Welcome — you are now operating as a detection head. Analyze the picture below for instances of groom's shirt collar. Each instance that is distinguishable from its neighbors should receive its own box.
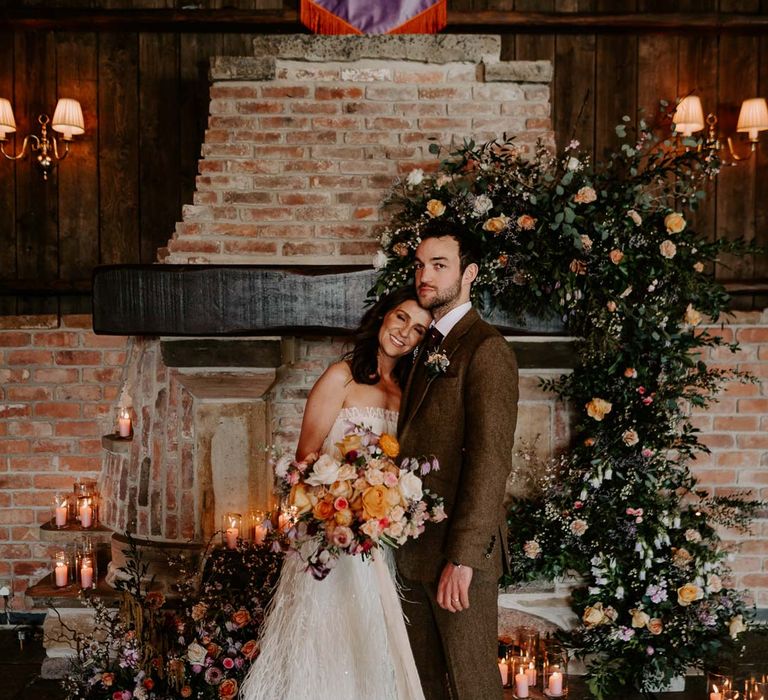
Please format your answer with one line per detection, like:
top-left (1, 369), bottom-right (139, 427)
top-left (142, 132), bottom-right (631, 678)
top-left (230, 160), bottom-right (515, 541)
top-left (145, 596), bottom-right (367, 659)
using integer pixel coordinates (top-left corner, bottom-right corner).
top-left (433, 301), bottom-right (472, 339)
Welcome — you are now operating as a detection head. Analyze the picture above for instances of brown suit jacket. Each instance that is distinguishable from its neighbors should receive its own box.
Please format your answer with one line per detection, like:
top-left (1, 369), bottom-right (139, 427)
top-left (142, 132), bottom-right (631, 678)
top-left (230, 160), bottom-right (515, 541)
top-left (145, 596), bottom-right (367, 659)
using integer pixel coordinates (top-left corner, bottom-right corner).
top-left (395, 308), bottom-right (519, 583)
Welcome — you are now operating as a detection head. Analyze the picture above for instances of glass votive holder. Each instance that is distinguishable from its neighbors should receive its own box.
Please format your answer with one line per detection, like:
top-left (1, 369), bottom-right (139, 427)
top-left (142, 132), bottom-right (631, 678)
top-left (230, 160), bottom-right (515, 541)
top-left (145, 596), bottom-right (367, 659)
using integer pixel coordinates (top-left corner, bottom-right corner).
top-left (80, 555), bottom-right (95, 589)
top-left (518, 626), bottom-right (540, 658)
top-left (117, 408), bottom-right (132, 438)
top-left (53, 550), bottom-right (69, 588)
top-left (52, 493), bottom-right (69, 528)
top-left (708, 671), bottom-right (735, 700)
top-left (511, 655), bottom-right (534, 698)
top-left (248, 510), bottom-right (268, 545)
top-left (543, 649), bottom-right (568, 697)
top-left (222, 512), bottom-right (242, 549)
top-left (78, 497), bottom-right (94, 528)
top-left (278, 503), bottom-right (298, 532)
top-left (745, 674), bottom-right (768, 700)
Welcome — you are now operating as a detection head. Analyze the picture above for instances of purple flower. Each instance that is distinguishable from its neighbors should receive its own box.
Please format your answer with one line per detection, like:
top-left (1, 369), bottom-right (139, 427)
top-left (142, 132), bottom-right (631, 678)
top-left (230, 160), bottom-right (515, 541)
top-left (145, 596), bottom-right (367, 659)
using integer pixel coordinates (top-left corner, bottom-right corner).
top-left (617, 626), bottom-right (635, 641)
top-left (192, 664), bottom-right (202, 674)
top-left (204, 666), bottom-right (223, 685)
top-left (646, 646), bottom-right (655, 655)
top-left (645, 584), bottom-right (668, 604)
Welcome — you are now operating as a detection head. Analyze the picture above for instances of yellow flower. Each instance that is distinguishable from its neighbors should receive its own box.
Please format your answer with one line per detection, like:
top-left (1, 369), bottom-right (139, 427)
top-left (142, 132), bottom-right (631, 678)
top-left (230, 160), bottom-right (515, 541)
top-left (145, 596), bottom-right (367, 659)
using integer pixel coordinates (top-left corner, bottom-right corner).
top-left (684, 303), bottom-right (702, 326)
top-left (379, 433), bottom-right (400, 458)
top-left (659, 239), bottom-right (677, 259)
top-left (585, 398), bottom-right (612, 421)
top-left (664, 212), bottom-right (687, 234)
top-left (336, 433), bottom-right (363, 456)
top-left (289, 483), bottom-right (313, 516)
top-left (693, 261), bottom-right (704, 273)
top-left (630, 608), bottom-right (650, 628)
top-left (583, 602), bottom-right (612, 627)
top-left (517, 214), bottom-right (537, 230)
top-left (334, 508), bottom-right (353, 526)
top-left (609, 249), bottom-right (624, 265)
top-left (362, 485), bottom-right (390, 520)
top-left (483, 215), bottom-right (509, 234)
top-left (677, 582), bottom-right (704, 606)
top-left (426, 199), bottom-right (446, 218)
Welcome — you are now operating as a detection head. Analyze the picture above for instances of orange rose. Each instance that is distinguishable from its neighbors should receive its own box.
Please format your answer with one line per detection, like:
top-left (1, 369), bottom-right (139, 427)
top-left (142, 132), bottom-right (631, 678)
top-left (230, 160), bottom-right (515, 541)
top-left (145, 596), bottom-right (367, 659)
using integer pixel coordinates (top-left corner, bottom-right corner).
top-left (313, 499), bottom-right (335, 521)
top-left (181, 687), bottom-right (193, 698)
top-left (241, 639), bottom-right (260, 660)
top-left (569, 259), bottom-right (587, 275)
top-left (517, 214), bottom-right (536, 230)
top-left (206, 642), bottom-right (221, 658)
top-left (609, 249), bottom-right (624, 265)
top-left (336, 433), bottom-right (362, 456)
top-left (219, 679), bottom-right (238, 700)
top-left (426, 199), bottom-right (446, 218)
top-left (362, 485), bottom-right (389, 520)
top-left (101, 673), bottom-right (115, 687)
top-left (379, 433), bottom-right (400, 458)
top-left (585, 397), bottom-right (612, 421)
top-left (647, 618), bottom-right (663, 635)
top-left (231, 608), bottom-right (251, 628)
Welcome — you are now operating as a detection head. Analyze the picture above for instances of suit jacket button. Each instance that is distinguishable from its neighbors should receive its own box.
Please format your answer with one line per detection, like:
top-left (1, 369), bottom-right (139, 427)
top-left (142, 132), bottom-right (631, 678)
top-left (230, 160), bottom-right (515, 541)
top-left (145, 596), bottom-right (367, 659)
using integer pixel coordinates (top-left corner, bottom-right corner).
top-left (485, 553), bottom-right (491, 559)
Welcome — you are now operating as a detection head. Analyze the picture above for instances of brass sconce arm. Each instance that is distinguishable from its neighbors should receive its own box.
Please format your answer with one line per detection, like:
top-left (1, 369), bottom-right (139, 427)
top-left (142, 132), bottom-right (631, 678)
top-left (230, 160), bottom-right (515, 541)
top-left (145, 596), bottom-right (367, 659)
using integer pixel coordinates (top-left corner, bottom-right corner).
top-left (0, 133), bottom-right (38, 160)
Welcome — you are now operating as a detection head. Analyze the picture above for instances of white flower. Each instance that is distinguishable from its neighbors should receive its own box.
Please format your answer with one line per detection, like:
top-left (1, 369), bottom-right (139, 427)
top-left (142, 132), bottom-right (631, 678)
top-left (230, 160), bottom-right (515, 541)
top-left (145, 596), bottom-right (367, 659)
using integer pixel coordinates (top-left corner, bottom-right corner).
top-left (274, 454), bottom-right (293, 479)
top-left (432, 504), bottom-right (447, 522)
top-left (566, 156), bottom-right (581, 171)
top-left (707, 574), bottom-right (723, 593)
top-left (366, 468), bottom-right (384, 486)
top-left (622, 429), bottom-right (639, 446)
top-left (361, 519), bottom-right (383, 539)
top-left (406, 168), bottom-right (424, 187)
top-left (390, 505), bottom-right (405, 522)
top-left (627, 209), bottom-right (642, 226)
top-left (337, 464), bottom-right (357, 481)
top-left (332, 526), bottom-right (354, 548)
top-left (398, 471), bottom-right (423, 502)
top-left (435, 173), bottom-right (451, 188)
top-left (472, 194), bottom-right (493, 216)
top-left (372, 250), bottom-right (388, 270)
top-left (684, 528), bottom-right (702, 543)
top-left (134, 688), bottom-right (148, 700)
top-left (570, 519), bottom-right (588, 537)
top-left (187, 641), bottom-right (207, 665)
top-left (386, 521), bottom-right (405, 538)
top-left (523, 540), bottom-right (541, 558)
top-left (305, 454), bottom-right (341, 486)
top-left (729, 614), bottom-right (746, 639)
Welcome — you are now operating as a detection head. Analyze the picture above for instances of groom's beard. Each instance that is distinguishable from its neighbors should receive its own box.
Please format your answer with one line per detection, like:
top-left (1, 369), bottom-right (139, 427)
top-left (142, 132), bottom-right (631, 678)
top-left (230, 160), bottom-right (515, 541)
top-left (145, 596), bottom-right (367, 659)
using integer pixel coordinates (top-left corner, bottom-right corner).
top-left (419, 276), bottom-right (462, 315)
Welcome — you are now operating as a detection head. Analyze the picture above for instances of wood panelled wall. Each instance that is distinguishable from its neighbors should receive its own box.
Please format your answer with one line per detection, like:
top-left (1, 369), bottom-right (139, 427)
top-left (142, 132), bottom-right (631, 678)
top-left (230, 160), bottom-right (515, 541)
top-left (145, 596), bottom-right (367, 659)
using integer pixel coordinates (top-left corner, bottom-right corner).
top-left (1, 0), bottom-right (767, 314)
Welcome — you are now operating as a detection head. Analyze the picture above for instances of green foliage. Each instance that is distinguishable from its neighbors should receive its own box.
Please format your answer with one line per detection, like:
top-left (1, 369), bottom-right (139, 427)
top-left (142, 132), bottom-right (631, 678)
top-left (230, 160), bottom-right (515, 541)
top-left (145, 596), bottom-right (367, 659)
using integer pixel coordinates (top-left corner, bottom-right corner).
top-left (373, 112), bottom-right (763, 697)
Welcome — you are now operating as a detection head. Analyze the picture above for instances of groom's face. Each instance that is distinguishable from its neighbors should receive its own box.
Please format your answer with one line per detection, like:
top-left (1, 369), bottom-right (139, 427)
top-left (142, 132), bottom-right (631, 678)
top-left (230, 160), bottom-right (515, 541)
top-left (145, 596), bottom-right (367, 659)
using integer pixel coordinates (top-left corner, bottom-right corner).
top-left (414, 236), bottom-right (464, 312)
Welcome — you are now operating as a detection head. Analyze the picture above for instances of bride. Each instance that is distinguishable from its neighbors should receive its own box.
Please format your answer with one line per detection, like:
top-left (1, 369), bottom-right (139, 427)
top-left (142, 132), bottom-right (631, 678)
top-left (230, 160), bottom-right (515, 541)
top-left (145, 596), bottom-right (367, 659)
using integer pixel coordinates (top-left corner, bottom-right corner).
top-left (240, 287), bottom-right (432, 700)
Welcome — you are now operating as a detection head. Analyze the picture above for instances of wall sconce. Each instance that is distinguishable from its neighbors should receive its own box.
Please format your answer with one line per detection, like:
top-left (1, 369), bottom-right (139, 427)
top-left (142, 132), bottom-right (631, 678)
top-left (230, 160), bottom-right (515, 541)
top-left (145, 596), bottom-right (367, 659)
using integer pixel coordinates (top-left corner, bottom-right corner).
top-left (673, 94), bottom-right (768, 161)
top-left (0, 97), bottom-right (85, 180)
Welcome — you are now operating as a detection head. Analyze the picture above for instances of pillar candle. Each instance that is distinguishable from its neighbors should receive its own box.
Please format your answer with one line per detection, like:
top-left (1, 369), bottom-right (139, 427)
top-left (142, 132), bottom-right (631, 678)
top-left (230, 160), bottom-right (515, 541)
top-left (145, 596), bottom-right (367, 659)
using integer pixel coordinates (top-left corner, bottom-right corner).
top-left (498, 660), bottom-right (508, 687)
top-left (80, 563), bottom-right (94, 589)
top-left (55, 562), bottom-right (68, 587)
top-left (710, 686), bottom-right (722, 700)
top-left (80, 503), bottom-right (93, 528)
top-left (253, 524), bottom-right (267, 545)
top-left (225, 527), bottom-right (239, 549)
top-left (55, 505), bottom-right (68, 527)
top-left (118, 411), bottom-right (131, 438)
top-left (515, 669), bottom-right (529, 698)
top-left (526, 661), bottom-right (537, 686)
top-left (548, 671), bottom-right (563, 696)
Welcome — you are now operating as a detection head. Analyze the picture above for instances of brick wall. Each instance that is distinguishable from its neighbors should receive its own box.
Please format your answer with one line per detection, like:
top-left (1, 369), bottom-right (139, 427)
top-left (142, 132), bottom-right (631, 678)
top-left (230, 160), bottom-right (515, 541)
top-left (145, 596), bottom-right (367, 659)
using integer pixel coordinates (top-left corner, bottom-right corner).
top-left (0, 315), bottom-right (128, 605)
top-left (1, 311), bottom-right (767, 608)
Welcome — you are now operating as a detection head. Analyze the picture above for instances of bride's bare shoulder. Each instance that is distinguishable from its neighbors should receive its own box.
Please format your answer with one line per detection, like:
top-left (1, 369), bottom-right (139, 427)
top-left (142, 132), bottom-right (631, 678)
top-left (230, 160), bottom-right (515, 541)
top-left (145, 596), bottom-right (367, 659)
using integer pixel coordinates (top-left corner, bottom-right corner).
top-left (312, 361), bottom-right (354, 395)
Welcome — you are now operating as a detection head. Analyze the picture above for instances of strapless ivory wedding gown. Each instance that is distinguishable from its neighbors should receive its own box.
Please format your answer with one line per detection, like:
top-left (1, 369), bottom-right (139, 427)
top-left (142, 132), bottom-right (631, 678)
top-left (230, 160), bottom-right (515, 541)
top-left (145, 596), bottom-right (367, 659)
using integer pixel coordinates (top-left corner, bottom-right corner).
top-left (239, 406), bottom-right (425, 700)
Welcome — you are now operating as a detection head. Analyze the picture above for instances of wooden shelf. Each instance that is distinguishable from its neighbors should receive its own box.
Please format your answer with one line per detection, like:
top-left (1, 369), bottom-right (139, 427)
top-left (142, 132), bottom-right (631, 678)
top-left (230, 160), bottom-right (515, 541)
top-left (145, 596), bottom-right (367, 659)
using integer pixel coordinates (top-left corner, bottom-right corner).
top-left (102, 433), bottom-right (132, 455)
top-left (39, 522), bottom-right (113, 544)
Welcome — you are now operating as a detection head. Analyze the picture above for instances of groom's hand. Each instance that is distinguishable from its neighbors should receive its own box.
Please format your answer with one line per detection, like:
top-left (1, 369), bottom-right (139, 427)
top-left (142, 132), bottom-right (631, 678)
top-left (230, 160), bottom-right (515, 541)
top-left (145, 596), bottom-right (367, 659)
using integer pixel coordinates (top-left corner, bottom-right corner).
top-left (437, 562), bottom-right (473, 613)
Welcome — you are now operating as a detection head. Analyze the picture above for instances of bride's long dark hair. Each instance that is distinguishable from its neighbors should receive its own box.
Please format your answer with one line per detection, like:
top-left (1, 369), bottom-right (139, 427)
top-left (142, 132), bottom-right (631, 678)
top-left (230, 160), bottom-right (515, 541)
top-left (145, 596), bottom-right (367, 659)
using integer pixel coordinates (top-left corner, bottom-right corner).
top-left (344, 287), bottom-right (422, 386)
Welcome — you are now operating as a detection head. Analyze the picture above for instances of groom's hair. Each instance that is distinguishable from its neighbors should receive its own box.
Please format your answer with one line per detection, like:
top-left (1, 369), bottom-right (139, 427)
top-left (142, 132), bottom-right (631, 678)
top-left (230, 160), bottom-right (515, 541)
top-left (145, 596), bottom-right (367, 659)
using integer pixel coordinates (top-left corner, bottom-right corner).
top-left (344, 286), bottom-right (421, 386)
top-left (419, 219), bottom-right (481, 272)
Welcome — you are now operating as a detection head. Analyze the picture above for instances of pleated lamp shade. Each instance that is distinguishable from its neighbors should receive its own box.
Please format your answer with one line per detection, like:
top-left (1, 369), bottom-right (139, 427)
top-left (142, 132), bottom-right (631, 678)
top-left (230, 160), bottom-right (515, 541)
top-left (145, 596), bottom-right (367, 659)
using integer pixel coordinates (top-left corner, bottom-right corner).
top-left (51, 98), bottom-right (85, 139)
top-left (673, 96), bottom-right (705, 137)
top-left (736, 98), bottom-right (768, 141)
top-left (0, 98), bottom-right (17, 138)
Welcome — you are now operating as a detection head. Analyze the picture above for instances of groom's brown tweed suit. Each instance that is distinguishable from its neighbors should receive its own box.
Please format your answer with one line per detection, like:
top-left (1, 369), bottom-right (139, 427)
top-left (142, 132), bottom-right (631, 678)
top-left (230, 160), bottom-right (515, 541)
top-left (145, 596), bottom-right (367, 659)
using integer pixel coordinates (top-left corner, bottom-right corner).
top-left (396, 308), bottom-right (519, 700)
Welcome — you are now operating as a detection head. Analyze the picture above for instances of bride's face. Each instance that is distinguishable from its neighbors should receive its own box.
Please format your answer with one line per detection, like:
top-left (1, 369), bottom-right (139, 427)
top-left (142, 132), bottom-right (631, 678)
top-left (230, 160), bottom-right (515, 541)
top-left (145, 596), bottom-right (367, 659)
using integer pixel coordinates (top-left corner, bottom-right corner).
top-left (378, 300), bottom-right (431, 358)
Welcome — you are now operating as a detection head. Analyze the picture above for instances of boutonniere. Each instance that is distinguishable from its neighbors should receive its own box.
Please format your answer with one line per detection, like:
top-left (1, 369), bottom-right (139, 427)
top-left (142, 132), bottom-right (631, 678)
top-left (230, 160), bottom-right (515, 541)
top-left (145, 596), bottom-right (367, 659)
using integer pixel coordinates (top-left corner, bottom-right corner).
top-left (424, 350), bottom-right (450, 379)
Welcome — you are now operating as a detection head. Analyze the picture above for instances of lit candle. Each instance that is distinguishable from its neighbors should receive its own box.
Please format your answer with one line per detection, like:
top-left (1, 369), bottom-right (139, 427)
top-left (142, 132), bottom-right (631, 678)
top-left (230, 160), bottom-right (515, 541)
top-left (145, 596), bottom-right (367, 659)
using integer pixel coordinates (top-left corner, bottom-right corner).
top-left (225, 526), bottom-right (239, 549)
top-left (118, 409), bottom-right (131, 438)
top-left (548, 670), bottom-right (563, 697)
top-left (710, 684), bottom-right (722, 700)
top-left (498, 659), bottom-right (508, 687)
top-left (526, 660), bottom-right (537, 686)
top-left (80, 500), bottom-right (93, 528)
top-left (80, 557), bottom-right (94, 589)
top-left (254, 522), bottom-right (267, 545)
top-left (55, 504), bottom-right (68, 528)
top-left (515, 667), bottom-right (529, 698)
top-left (54, 554), bottom-right (68, 587)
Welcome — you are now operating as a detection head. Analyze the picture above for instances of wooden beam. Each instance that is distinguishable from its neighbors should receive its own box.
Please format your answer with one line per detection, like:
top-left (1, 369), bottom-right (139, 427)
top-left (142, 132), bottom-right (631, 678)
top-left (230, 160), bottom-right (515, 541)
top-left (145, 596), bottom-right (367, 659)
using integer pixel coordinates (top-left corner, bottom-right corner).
top-left (2, 9), bottom-right (768, 34)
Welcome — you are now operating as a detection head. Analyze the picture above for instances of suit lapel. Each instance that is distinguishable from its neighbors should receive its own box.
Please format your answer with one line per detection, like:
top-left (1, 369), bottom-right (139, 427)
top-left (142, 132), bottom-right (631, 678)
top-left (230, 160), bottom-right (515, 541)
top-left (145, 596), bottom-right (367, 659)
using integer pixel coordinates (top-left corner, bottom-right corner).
top-left (400, 308), bottom-right (480, 436)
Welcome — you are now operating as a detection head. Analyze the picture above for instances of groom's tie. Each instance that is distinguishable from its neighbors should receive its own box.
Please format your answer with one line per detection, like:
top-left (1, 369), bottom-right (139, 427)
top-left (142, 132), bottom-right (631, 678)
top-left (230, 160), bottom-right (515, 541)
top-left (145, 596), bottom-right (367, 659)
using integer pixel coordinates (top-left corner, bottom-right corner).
top-left (424, 326), bottom-right (444, 353)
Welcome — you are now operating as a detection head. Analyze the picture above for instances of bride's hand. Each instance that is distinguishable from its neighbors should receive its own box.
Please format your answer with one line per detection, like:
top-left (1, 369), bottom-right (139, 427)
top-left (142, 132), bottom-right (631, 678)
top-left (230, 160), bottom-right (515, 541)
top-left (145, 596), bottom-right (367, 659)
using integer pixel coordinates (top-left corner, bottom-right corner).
top-left (436, 562), bottom-right (473, 613)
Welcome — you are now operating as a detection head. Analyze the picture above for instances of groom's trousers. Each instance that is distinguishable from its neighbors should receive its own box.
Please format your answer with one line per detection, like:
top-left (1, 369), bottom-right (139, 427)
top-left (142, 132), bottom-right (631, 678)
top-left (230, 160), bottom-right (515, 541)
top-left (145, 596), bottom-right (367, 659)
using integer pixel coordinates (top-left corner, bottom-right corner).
top-left (401, 571), bottom-right (502, 700)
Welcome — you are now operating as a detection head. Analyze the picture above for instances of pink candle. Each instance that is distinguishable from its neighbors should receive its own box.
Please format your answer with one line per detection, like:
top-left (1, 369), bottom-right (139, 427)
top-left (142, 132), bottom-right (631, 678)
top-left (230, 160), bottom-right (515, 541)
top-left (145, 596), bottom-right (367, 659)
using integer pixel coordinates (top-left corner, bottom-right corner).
top-left (80, 562), bottom-right (94, 589)
top-left (55, 562), bottom-right (68, 587)
top-left (498, 660), bottom-right (508, 687)
top-left (548, 670), bottom-right (563, 696)
top-left (55, 505), bottom-right (68, 527)
top-left (515, 669), bottom-right (529, 698)
top-left (118, 410), bottom-right (131, 438)
top-left (253, 524), bottom-right (267, 545)
top-left (526, 661), bottom-right (537, 686)
top-left (710, 685), bottom-right (722, 700)
top-left (225, 527), bottom-right (239, 549)
top-left (80, 503), bottom-right (93, 528)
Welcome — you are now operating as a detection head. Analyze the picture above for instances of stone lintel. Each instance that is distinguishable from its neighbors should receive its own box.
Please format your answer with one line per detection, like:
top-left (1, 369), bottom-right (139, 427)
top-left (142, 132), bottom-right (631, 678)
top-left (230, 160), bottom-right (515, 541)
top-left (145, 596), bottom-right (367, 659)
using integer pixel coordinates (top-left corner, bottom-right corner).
top-left (209, 56), bottom-right (275, 81)
top-left (161, 338), bottom-right (283, 368)
top-left (484, 60), bottom-right (553, 83)
top-left (252, 34), bottom-right (501, 64)
top-left (174, 371), bottom-right (277, 400)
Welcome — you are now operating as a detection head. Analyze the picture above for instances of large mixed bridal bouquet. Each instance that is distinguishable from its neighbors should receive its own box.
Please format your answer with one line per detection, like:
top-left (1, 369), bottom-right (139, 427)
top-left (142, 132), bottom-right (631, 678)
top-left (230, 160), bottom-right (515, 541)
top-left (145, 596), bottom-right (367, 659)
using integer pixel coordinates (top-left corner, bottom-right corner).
top-left (277, 423), bottom-right (445, 579)
top-left (372, 107), bottom-right (761, 698)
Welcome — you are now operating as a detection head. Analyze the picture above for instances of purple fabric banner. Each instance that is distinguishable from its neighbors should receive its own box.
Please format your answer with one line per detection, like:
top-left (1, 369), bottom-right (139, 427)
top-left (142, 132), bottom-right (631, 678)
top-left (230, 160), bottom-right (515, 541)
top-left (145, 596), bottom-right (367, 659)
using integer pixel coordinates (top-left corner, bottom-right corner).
top-left (303, 0), bottom-right (445, 34)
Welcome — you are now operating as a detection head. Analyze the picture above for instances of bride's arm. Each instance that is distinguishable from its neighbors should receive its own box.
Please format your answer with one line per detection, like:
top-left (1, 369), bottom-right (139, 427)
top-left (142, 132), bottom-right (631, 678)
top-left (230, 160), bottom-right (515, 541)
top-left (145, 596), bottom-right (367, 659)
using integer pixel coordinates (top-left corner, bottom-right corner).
top-left (295, 361), bottom-right (351, 461)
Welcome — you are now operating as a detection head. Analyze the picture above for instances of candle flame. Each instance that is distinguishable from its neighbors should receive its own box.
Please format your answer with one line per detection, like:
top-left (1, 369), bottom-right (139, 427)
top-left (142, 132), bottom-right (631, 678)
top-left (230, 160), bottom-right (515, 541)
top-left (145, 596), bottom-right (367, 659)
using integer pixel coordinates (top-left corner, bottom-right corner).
top-left (713, 685), bottom-right (718, 693)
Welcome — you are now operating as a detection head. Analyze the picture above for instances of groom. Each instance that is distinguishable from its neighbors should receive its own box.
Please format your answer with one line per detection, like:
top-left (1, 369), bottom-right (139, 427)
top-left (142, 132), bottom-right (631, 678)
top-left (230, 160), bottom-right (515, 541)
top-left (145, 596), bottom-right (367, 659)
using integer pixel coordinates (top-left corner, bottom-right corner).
top-left (396, 219), bottom-right (519, 699)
